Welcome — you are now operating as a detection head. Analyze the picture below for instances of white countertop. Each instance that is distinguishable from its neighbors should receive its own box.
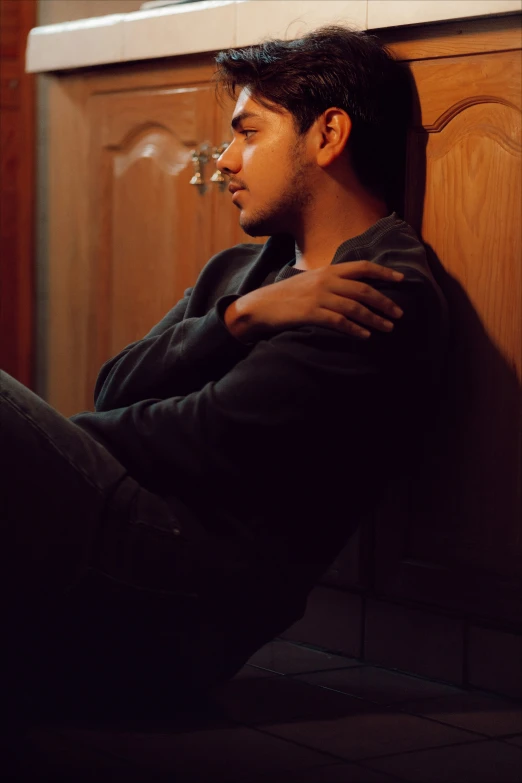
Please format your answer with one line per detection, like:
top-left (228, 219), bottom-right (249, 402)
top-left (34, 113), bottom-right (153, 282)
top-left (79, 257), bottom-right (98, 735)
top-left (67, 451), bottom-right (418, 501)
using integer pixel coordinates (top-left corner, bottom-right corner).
top-left (26, 0), bottom-right (521, 73)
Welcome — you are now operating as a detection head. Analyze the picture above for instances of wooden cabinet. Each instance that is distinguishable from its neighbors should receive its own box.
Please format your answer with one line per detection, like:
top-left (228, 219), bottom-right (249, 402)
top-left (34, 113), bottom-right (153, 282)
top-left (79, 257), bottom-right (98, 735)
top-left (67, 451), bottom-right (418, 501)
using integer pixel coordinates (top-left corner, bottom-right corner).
top-left (0, 0), bottom-right (36, 388)
top-left (318, 17), bottom-right (522, 643)
top-left (373, 45), bottom-right (522, 626)
top-left (87, 76), bottom-right (215, 398)
top-left (45, 14), bottom-right (521, 676)
top-left (47, 56), bottom-right (264, 416)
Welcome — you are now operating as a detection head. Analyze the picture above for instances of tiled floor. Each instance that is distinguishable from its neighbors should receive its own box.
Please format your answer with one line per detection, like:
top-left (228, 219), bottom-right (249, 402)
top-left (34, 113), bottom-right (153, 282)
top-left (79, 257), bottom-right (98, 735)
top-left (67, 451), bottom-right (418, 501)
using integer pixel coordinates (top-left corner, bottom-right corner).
top-left (4, 639), bottom-right (522, 782)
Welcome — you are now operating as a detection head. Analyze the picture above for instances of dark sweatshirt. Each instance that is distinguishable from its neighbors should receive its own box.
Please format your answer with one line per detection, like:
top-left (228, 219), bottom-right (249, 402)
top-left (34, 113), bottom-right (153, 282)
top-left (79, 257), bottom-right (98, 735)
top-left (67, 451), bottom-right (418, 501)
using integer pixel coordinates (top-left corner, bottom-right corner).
top-left (71, 212), bottom-right (448, 680)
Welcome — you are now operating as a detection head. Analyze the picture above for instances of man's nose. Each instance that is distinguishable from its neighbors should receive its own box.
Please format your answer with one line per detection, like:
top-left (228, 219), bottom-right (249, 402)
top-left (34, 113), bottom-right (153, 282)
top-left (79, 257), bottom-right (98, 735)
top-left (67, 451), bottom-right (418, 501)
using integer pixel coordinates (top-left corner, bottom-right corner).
top-left (216, 140), bottom-right (240, 176)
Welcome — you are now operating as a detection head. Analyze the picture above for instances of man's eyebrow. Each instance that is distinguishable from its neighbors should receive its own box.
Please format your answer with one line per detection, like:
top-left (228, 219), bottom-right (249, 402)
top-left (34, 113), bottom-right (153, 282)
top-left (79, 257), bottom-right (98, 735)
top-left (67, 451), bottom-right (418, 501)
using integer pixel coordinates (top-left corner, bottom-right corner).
top-left (230, 111), bottom-right (262, 131)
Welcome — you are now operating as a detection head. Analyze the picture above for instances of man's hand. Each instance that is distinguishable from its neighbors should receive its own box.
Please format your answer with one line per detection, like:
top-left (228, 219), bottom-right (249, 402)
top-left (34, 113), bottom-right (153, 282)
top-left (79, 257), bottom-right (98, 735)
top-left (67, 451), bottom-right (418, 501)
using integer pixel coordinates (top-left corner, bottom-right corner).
top-left (224, 260), bottom-right (404, 342)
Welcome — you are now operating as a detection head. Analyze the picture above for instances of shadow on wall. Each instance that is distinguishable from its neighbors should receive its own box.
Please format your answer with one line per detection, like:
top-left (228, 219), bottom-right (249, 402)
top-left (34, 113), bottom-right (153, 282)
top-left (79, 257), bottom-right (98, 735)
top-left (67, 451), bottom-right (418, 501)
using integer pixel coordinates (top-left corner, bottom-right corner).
top-left (388, 70), bottom-right (521, 619)
top-left (323, 60), bottom-right (521, 627)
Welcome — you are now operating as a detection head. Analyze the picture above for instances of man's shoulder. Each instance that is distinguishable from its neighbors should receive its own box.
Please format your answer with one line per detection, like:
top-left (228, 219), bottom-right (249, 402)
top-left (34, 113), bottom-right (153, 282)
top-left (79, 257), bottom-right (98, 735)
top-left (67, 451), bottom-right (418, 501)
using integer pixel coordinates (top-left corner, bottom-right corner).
top-left (184, 241), bottom-right (270, 314)
top-left (345, 219), bottom-right (426, 272)
top-left (330, 218), bottom-right (449, 357)
top-left (348, 219), bottom-right (447, 312)
top-left (207, 241), bottom-right (267, 267)
top-left (200, 241), bottom-right (266, 284)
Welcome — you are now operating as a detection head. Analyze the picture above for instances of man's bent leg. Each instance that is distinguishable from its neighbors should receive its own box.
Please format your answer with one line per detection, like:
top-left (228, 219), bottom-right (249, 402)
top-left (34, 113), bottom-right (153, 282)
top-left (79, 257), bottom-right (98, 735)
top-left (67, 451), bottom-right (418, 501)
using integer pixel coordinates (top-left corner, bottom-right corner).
top-left (0, 372), bottom-right (230, 719)
top-left (0, 373), bottom-right (196, 715)
top-left (0, 370), bottom-right (129, 602)
top-left (0, 371), bottom-right (137, 715)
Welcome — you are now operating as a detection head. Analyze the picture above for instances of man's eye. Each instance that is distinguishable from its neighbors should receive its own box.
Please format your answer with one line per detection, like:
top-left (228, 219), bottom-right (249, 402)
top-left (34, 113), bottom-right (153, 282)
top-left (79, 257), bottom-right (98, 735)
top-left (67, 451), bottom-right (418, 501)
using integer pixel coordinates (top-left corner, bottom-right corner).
top-left (240, 130), bottom-right (256, 139)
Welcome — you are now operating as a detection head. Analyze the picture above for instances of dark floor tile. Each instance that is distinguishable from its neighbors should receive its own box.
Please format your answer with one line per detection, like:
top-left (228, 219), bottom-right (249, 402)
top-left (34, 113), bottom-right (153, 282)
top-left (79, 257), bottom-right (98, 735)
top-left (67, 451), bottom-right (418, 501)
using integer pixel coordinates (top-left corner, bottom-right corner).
top-left (503, 734), bottom-right (522, 747)
top-left (45, 695), bottom-right (234, 736)
top-left (280, 586), bottom-right (362, 656)
top-left (246, 639), bottom-right (361, 675)
top-left (294, 666), bottom-right (460, 706)
top-left (365, 600), bottom-right (463, 685)
top-left (247, 759), bottom-right (407, 782)
top-left (365, 739), bottom-right (522, 782)
top-left (233, 664), bottom-right (281, 680)
top-left (468, 626), bottom-right (522, 699)
top-left (212, 675), bottom-right (372, 726)
top-left (3, 727), bottom-right (144, 782)
top-left (397, 691), bottom-right (522, 736)
top-left (50, 724), bottom-right (333, 782)
top-left (262, 707), bottom-right (481, 761)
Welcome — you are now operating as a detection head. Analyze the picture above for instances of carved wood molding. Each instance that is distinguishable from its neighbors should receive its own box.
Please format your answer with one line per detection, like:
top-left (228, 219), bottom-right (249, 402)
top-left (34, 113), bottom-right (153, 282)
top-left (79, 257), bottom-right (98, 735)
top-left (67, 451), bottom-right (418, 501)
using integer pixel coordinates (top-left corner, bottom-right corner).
top-left (422, 94), bottom-right (522, 134)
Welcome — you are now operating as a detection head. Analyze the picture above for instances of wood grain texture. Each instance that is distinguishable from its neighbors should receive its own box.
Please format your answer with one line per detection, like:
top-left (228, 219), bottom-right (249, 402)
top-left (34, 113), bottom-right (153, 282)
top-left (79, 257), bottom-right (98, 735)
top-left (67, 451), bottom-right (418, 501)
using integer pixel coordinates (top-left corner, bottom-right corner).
top-left (375, 45), bottom-right (522, 625)
top-left (87, 81), bottom-right (215, 401)
top-left (47, 60), bottom-right (219, 415)
top-left (0, 0), bottom-right (36, 387)
top-left (379, 13), bottom-right (522, 61)
top-left (47, 75), bottom-right (92, 413)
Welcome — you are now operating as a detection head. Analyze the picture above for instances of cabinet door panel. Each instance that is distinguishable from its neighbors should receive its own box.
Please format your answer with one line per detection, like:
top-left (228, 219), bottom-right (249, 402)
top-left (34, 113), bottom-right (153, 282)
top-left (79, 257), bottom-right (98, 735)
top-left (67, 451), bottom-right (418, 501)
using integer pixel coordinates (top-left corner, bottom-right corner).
top-left (86, 83), bottom-right (215, 407)
top-left (0, 0), bottom-right (35, 387)
top-left (375, 49), bottom-right (522, 624)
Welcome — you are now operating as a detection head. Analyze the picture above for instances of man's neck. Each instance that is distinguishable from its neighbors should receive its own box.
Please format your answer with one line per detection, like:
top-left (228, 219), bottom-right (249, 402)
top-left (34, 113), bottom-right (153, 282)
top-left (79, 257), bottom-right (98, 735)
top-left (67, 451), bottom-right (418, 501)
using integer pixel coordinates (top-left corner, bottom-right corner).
top-left (293, 199), bottom-right (389, 271)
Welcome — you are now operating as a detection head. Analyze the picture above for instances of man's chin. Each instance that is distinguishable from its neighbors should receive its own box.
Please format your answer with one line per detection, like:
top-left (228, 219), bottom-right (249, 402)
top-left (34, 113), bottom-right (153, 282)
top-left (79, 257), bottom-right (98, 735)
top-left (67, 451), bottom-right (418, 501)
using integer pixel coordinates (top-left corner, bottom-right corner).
top-left (239, 218), bottom-right (267, 238)
top-left (239, 212), bottom-right (278, 238)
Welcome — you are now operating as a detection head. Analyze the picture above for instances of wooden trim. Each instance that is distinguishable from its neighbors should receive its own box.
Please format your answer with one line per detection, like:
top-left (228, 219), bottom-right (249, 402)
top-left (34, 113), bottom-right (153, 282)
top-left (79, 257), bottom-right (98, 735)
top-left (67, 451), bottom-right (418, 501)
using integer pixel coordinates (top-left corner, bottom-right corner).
top-left (0, 0), bottom-right (36, 387)
top-left (47, 76), bottom-right (92, 414)
top-left (377, 12), bottom-right (521, 61)
top-left (17, 0), bottom-right (36, 388)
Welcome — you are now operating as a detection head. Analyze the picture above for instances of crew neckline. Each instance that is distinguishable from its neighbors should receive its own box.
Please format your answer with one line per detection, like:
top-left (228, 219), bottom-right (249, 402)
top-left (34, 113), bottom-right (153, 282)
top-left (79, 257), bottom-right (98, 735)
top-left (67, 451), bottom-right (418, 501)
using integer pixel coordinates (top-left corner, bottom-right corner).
top-left (273, 212), bottom-right (407, 283)
top-left (332, 212), bottom-right (406, 261)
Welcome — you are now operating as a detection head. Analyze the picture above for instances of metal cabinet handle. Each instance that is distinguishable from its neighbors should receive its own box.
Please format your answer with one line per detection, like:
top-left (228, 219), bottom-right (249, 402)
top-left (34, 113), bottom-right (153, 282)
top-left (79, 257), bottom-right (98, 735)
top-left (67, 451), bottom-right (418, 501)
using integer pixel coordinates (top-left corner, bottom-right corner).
top-left (210, 142), bottom-right (230, 183)
top-left (189, 142), bottom-right (212, 186)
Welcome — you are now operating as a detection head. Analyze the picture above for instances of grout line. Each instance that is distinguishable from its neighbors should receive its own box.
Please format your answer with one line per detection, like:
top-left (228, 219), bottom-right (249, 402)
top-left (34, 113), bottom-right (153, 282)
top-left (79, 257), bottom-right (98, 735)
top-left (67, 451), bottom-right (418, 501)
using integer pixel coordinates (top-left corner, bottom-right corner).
top-left (263, 641), bottom-right (522, 703)
top-left (350, 736), bottom-right (509, 764)
top-left (360, 592), bottom-right (367, 659)
top-left (251, 723), bottom-right (493, 768)
top-left (231, 675), bottom-right (519, 743)
top-left (246, 663), bottom-right (366, 676)
top-left (462, 618), bottom-right (470, 687)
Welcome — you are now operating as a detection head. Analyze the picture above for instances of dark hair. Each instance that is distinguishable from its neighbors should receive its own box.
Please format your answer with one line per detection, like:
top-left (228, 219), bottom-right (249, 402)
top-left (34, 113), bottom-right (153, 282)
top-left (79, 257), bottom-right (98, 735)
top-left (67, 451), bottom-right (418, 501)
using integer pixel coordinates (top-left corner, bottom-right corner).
top-left (214, 25), bottom-right (413, 211)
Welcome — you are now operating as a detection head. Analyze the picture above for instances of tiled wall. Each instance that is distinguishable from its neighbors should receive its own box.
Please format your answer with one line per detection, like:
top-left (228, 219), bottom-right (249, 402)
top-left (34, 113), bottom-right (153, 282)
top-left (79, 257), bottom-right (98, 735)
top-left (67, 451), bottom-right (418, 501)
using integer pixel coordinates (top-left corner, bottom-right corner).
top-left (281, 586), bottom-right (522, 699)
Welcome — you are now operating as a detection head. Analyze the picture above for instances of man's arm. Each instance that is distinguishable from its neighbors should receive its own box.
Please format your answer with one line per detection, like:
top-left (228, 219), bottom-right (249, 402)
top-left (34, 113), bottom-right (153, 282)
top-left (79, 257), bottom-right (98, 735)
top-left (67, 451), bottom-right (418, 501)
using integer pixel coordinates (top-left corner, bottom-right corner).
top-left (94, 287), bottom-right (250, 412)
top-left (94, 261), bottom-right (404, 412)
top-left (72, 272), bottom-right (444, 520)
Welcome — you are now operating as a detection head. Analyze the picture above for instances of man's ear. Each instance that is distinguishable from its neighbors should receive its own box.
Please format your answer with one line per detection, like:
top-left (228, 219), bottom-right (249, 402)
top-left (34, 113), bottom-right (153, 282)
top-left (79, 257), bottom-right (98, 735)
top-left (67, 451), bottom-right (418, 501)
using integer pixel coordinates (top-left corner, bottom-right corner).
top-left (315, 107), bottom-right (352, 168)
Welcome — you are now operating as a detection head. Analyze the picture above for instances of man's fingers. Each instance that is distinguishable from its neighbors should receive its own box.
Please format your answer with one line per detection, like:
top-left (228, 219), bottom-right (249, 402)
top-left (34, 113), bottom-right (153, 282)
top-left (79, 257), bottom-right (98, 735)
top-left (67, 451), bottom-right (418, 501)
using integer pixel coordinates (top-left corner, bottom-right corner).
top-left (321, 309), bottom-right (371, 338)
top-left (328, 295), bottom-right (396, 332)
top-left (335, 260), bottom-right (404, 282)
top-left (332, 282), bottom-right (403, 320)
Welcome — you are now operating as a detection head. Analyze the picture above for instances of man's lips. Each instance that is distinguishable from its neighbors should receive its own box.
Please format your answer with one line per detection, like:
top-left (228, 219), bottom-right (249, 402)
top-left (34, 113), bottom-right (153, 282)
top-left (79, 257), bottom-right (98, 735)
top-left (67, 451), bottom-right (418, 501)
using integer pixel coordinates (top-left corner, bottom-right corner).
top-left (229, 185), bottom-right (246, 204)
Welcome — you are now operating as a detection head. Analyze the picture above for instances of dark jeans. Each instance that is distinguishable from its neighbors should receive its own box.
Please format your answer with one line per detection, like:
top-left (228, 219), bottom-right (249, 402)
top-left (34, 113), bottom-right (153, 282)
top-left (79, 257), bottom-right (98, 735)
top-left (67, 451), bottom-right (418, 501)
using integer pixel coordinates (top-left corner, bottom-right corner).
top-left (0, 371), bottom-right (229, 721)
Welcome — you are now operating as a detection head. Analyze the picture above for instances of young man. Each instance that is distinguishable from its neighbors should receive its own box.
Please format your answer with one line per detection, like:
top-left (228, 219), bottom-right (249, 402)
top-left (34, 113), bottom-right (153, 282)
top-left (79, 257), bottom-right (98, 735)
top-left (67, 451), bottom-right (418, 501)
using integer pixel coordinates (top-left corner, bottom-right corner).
top-left (1, 26), bottom-right (448, 718)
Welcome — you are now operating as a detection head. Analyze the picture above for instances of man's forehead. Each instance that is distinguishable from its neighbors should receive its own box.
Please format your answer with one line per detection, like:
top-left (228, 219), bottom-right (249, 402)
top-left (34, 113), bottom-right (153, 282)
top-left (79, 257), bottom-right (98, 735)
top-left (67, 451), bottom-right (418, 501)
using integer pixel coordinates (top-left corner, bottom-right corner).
top-left (231, 88), bottom-right (287, 127)
top-left (231, 90), bottom-right (263, 122)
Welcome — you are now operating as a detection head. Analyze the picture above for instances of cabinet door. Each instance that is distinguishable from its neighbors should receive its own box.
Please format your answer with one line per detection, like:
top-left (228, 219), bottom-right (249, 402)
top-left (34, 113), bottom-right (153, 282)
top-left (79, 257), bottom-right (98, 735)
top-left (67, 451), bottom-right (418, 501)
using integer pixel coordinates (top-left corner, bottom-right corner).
top-left (83, 80), bottom-right (215, 409)
top-left (0, 0), bottom-right (35, 388)
top-left (375, 49), bottom-right (522, 623)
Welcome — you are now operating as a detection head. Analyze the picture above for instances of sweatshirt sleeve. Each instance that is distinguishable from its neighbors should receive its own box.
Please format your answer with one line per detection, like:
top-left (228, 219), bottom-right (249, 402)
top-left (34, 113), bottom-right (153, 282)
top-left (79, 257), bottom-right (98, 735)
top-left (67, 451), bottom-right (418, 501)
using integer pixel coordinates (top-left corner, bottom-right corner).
top-left (72, 273), bottom-right (446, 515)
top-left (93, 288), bottom-right (249, 412)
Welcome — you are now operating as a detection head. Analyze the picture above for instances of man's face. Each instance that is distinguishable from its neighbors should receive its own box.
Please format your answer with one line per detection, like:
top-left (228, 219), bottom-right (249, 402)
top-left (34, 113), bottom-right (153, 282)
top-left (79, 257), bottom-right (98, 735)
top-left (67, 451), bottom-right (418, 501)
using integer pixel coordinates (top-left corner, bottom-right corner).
top-left (216, 88), bottom-right (315, 236)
